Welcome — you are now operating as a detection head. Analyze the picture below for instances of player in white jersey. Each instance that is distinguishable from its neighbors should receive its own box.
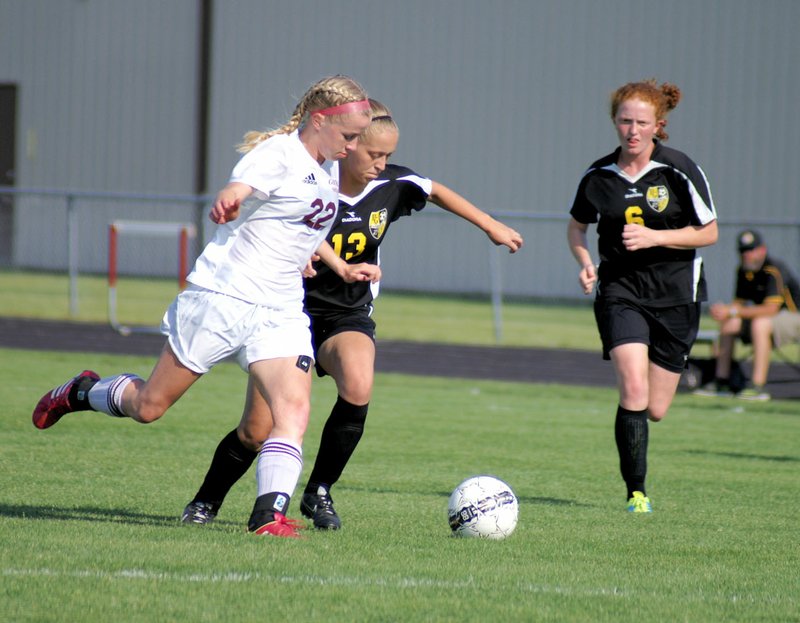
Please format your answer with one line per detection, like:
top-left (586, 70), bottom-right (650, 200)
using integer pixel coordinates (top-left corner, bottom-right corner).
top-left (180, 99), bottom-right (524, 530)
top-left (32, 75), bottom-right (375, 538)
top-left (189, 129), bottom-right (342, 309)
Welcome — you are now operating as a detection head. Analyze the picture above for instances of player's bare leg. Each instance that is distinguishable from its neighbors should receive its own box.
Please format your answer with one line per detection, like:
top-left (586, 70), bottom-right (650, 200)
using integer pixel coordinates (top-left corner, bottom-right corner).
top-left (121, 344), bottom-right (202, 422)
top-left (33, 343), bottom-right (200, 428)
top-left (246, 356), bottom-right (312, 537)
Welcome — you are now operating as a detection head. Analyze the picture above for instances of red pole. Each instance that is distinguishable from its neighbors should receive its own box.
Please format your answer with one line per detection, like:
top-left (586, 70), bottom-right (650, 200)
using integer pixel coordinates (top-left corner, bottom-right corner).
top-left (108, 225), bottom-right (118, 287)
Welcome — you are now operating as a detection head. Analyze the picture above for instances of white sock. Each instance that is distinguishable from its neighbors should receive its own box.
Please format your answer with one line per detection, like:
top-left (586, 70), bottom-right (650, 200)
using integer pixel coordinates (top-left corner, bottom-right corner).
top-left (256, 438), bottom-right (303, 500)
top-left (87, 374), bottom-right (141, 417)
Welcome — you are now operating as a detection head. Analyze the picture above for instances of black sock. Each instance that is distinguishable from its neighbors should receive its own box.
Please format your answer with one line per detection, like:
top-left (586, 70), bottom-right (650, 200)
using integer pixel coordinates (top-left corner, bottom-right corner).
top-left (193, 429), bottom-right (257, 511)
top-left (248, 492), bottom-right (291, 530)
top-left (69, 376), bottom-right (98, 411)
top-left (305, 396), bottom-right (368, 494)
top-left (614, 405), bottom-right (649, 499)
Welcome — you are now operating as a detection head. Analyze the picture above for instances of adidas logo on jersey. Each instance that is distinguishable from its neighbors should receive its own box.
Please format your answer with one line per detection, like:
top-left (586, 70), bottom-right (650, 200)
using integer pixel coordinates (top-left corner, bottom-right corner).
top-left (303, 173), bottom-right (317, 185)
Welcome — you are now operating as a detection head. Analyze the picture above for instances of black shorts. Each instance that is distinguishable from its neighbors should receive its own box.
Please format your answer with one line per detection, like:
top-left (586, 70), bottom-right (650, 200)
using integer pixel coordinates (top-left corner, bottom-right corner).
top-left (593, 297), bottom-right (700, 374)
top-left (739, 319), bottom-right (753, 345)
top-left (307, 304), bottom-right (376, 377)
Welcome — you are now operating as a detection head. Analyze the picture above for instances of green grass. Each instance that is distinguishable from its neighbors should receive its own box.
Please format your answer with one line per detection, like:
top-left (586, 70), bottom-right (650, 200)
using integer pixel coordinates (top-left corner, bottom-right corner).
top-left (2, 268), bottom-right (718, 354)
top-left (0, 269), bottom-right (180, 328)
top-left (2, 348), bottom-right (799, 622)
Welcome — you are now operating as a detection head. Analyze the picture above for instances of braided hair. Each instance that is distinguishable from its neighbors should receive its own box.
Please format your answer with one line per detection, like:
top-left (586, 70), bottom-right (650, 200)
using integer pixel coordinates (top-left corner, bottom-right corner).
top-left (238, 75), bottom-right (369, 153)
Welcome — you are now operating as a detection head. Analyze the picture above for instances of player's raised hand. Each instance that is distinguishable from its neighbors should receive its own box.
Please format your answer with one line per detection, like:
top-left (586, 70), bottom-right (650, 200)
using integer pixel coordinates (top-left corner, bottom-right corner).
top-left (312, 242), bottom-right (381, 283)
top-left (486, 220), bottom-right (524, 253)
top-left (209, 182), bottom-right (252, 224)
top-left (209, 197), bottom-right (240, 224)
top-left (340, 262), bottom-right (381, 283)
top-left (302, 254), bottom-right (321, 278)
top-left (578, 263), bottom-right (597, 295)
top-left (621, 223), bottom-right (660, 251)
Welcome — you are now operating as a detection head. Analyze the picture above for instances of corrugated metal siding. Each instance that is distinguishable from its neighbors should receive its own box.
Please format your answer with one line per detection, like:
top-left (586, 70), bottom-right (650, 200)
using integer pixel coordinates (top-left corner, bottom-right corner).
top-left (0, 0), bottom-right (199, 272)
top-left (1, 0), bottom-right (198, 191)
top-left (2, 0), bottom-right (799, 301)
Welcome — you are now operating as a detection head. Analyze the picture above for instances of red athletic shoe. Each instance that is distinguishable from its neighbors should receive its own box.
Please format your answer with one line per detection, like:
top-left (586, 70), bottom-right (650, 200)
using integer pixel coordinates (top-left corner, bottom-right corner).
top-left (32, 370), bottom-right (100, 430)
top-left (251, 513), bottom-right (305, 538)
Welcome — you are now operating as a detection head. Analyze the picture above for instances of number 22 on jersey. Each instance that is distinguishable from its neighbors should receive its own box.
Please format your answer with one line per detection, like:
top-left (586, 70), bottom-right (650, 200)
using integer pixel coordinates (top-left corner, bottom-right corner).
top-left (302, 199), bottom-right (336, 230)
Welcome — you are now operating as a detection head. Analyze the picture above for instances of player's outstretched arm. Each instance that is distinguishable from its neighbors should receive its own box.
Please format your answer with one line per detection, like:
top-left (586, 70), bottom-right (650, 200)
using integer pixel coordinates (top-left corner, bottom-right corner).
top-left (314, 241), bottom-right (381, 283)
top-left (428, 181), bottom-right (523, 253)
top-left (342, 263), bottom-right (381, 283)
top-left (209, 182), bottom-right (253, 224)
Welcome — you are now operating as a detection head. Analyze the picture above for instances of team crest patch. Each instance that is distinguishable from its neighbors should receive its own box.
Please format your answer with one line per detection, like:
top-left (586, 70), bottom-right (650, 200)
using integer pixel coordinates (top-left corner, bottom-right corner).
top-left (369, 209), bottom-right (388, 239)
top-left (646, 186), bottom-right (669, 212)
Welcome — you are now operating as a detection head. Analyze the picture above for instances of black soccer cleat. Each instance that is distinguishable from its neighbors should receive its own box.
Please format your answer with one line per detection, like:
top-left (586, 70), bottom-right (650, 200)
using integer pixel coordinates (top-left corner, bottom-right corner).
top-left (300, 485), bottom-right (341, 530)
top-left (181, 500), bottom-right (218, 525)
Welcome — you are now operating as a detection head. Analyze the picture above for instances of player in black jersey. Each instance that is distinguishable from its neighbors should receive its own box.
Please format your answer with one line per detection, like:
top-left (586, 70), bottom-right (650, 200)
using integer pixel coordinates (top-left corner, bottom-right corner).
top-left (567, 80), bottom-right (718, 513)
top-left (181, 99), bottom-right (524, 528)
top-left (697, 229), bottom-right (800, 400)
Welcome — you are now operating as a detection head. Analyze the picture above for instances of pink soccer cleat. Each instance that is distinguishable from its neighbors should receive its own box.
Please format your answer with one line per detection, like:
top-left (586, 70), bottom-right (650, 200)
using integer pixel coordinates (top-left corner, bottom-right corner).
top-left (250, 513), bottom-right (305, 539)
top-left (32, 370), bottom-right (100, 429)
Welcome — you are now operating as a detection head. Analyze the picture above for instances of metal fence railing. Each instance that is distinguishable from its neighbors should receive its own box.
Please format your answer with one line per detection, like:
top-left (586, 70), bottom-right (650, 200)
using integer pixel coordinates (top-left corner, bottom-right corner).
top-left (2, 186), bottom-right (799, 341)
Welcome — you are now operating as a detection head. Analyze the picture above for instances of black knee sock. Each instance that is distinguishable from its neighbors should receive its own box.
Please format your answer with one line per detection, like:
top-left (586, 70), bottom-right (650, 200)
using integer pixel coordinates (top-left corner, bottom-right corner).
top-left (614, 405), bottom-right (649, 499)
top-left (305, 396), bottom-right (368, 494)
top-left (193, 428), bottom-right (257, 511)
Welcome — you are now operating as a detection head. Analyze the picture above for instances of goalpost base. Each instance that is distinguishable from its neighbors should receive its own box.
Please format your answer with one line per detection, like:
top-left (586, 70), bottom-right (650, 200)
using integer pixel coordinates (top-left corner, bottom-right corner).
top-left (108, 220), bottom-right (197, 336)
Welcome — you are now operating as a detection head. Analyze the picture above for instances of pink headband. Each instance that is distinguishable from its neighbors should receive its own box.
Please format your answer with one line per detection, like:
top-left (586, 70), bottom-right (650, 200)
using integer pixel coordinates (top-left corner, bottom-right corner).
top-left (312, 99), bottom-right (371, 117)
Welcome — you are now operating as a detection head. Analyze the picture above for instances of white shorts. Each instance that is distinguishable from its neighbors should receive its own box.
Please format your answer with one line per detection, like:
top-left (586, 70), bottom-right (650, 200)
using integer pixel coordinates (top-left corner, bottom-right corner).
top-left (772, 310), bottom-right (800, 348)
top-left (161, 285), bottom-right (313, 374)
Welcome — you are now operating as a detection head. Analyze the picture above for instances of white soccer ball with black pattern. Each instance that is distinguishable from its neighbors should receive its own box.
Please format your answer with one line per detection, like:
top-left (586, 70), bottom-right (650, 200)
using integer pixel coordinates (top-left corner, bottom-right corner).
top-left (447, 475), bottom-right (518, 540)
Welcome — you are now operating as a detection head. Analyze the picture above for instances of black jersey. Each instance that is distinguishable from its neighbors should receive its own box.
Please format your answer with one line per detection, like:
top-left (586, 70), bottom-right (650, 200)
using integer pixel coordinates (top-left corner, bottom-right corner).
top-left (734, 255), bottom-right (800, 312)
top-left (570, 141), bottom-right (717, 307)
top-left (304, 164), bottom-right (432, 312)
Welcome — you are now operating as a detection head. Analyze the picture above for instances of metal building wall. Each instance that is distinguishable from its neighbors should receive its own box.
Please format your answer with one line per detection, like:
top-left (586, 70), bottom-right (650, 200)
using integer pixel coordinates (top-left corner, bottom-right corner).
top-left (0, 0), bottom-right (200, 274)
top-left (2, 0), bottom-right (799, 302)
top-left (206, 0), bottom-right (800, 303)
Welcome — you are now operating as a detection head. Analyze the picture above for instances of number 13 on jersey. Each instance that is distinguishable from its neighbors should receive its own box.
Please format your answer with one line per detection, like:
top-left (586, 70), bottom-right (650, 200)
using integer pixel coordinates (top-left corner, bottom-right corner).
top-left (331, 232), bottom-right (367, 260)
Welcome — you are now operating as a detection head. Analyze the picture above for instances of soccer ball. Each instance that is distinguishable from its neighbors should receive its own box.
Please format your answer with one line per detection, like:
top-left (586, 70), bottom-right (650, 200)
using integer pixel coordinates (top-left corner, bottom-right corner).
top-left (447, 475), bottom-right (518, 540)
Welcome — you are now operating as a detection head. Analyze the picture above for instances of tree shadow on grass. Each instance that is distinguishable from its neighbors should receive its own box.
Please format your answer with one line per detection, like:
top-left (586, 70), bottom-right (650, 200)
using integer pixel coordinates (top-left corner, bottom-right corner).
top-left (684, 449), bottom-right (800, 463)
top-left (340, 485), bottom-right (593, 507)
top-left (0, 503), bottom-right (240, 527)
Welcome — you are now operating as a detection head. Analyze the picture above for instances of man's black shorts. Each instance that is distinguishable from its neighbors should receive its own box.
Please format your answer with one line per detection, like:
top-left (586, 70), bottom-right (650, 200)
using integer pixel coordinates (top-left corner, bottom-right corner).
top-left (307, 304), bottom-right (376, 377)
top-left (593, 297), bottom-right (700, 374)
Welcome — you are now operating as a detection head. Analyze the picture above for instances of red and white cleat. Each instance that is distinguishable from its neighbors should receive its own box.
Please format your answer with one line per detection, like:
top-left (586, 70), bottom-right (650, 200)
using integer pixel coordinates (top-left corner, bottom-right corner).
top-left (32, 370), bottom-right (100, 430)
top-left (250, 513), bottom-right (305, 538)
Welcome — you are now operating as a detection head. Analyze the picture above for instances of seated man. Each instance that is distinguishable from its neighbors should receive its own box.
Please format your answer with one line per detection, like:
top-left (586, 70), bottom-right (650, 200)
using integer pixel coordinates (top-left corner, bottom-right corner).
top-left (697, 229), bottom-right (800, 401)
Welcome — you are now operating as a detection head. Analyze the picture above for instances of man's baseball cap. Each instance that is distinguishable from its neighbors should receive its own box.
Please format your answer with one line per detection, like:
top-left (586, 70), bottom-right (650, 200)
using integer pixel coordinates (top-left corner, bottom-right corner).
top-left (737, 229), bottom-right (764, 252)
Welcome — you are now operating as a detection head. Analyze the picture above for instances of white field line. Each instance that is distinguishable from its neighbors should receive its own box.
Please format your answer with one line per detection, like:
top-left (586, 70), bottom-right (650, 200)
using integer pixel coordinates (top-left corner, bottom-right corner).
top-left (3, 567), bottom-right (626, 599)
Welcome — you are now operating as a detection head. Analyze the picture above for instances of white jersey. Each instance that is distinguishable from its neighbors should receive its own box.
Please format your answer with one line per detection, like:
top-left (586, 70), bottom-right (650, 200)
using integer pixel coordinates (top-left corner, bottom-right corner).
top-left (187, 131), bottom-right (339, 310)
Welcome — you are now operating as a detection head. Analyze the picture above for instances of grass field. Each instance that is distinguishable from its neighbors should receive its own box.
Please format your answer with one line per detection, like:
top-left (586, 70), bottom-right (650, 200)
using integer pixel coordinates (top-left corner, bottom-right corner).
top-left (0, 269), bottom-right (605, 349)
top-left (2, 348), bottom-right (798, 622)
top-left (2, 269), bottom-right (729, 357)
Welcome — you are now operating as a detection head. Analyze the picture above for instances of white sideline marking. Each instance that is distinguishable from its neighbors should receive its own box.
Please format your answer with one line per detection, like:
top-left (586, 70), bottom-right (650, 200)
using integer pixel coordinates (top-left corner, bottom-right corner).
top-left (3, 567), bottom-right (625, 598)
